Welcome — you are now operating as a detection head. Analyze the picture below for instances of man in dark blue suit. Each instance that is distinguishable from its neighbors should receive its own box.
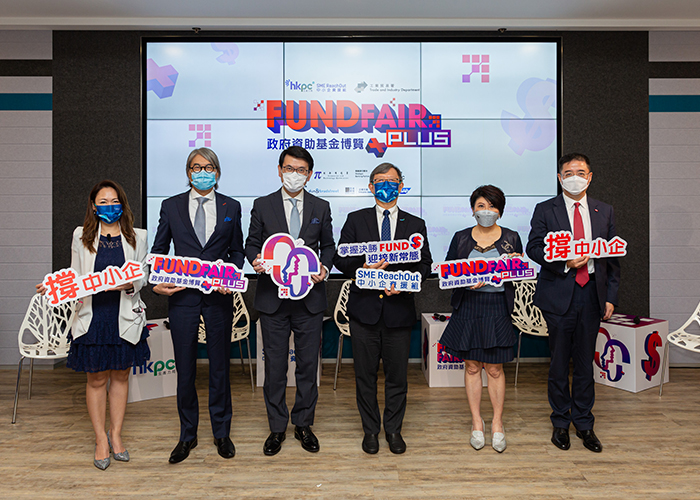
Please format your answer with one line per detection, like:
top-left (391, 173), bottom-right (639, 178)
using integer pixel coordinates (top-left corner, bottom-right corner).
top-left (245, 146), bottom-right (335, 456)
top-left (333, 163), bottom-right (432, 455)
top-left (526, 153), bottom-right (620, 453)
top-left (151, 148), bottom-right (245, 463)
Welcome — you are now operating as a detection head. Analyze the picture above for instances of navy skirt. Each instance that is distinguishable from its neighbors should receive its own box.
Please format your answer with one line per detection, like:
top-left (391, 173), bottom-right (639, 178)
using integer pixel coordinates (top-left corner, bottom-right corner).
top-left (438, 290), bottom-right (518, 364)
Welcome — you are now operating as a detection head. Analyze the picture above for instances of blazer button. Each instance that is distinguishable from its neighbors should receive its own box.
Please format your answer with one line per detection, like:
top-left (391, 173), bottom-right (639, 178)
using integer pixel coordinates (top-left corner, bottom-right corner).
top-left (379, 294), bottom-right (384, 299)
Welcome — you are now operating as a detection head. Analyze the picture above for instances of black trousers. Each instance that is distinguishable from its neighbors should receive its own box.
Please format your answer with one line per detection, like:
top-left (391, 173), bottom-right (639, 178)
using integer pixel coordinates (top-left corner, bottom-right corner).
top-left (350, 317), bottom-right (412, 435)
top-left (542, 278), bottom-right (600, 430)
top-left (259, 300), bottom-right (323, 433)
top-left (169, 301), bottom-right (233, 442)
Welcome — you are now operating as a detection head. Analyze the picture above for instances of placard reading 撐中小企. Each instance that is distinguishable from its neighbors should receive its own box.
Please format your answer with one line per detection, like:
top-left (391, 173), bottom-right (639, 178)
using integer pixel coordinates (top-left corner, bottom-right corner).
top-left (543, 231), bottom-right (627, 262)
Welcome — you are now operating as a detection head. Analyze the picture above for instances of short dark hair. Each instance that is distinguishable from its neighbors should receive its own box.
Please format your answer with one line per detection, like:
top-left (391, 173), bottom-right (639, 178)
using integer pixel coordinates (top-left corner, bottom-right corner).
top-left (558, 153), bottom-right (591, 172)
top-left (470, 185), bottom-right (506, 216)
top-left (279, 146), bottom-right (314, 171)
top-left (369, 162), bottom-right (403, 184)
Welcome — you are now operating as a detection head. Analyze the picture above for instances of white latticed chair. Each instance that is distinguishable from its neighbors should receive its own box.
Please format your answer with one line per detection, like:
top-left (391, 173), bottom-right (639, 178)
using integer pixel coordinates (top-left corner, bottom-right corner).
top-left (333, 280), bottom-right (352, 390)
top-left (659, 300), bottom-right (700, 396)
top-left (510, 279), bottom-right (548, 387)
top-left (198, 291), bottom-right (254, 391)
top-left (12, 293), bottom-right (77, 423)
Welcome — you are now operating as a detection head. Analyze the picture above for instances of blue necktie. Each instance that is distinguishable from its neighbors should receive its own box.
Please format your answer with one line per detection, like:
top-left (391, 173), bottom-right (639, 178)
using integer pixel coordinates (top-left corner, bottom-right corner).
top-left (381, 209), bottom-right (391, 241)
top-left (194, 197), bottom-right (207, 246)
top-left (289, 198), bottom-right (300, 239)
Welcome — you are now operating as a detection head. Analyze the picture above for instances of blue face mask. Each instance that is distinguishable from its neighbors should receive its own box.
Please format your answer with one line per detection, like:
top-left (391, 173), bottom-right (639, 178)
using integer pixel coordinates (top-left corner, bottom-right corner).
top-left (373, 181), bottom-right (400, 204)
top-left (95, 204), bottom-right (123, 224)
top-left (191, 170), bottom-right (217, 191)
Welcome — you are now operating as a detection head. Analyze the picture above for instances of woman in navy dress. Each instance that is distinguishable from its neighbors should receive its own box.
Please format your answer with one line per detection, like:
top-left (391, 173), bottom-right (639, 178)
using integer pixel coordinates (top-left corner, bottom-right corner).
top-left (38, 180), bottom-right (150, 469)
top-left (438, 185), bottom-right (522, 453)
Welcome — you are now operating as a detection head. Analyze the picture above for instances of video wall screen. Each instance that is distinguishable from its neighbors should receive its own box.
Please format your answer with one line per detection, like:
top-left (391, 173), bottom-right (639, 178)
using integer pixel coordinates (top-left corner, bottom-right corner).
top-left (144, 38), bottom-right (560, 273)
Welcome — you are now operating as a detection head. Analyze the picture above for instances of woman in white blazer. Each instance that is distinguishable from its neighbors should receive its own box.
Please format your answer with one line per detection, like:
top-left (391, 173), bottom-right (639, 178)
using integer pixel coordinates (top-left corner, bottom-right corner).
top-left (38, 180), bottom-right (150, 470)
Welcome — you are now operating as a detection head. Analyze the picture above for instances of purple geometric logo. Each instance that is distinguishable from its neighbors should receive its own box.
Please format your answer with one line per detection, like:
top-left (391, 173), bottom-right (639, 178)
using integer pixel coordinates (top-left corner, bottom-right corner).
top-left (189, 124), bottom-right (211, 148)
top-left (501, 77), bottom-right (557, 156)
top-left (211, 43), bottom-right (240, 65)
top-left (146, 59), bottom-right (178, 99)
top-left (462, 55), bottom-right (489, 83)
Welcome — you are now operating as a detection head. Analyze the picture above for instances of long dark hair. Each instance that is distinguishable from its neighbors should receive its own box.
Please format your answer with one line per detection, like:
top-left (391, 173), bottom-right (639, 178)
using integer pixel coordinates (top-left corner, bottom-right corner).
top-left (81, 180), bottom-right (136, 253)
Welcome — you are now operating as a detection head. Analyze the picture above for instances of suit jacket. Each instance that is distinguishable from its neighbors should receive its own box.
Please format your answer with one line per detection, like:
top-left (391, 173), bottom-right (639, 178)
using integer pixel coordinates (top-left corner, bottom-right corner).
top-left (445, 226), bottom-right (523, 314)
top-left (150, 190), bottom-right (245, 308)
top-left (333, 207), bottom-right (432, 329)
top-left (526, 194), bottom-right (621, 316)
top-left (245, 188), bottom-right (335, 315)
top-left (70, 225), bottom-right (148, 345)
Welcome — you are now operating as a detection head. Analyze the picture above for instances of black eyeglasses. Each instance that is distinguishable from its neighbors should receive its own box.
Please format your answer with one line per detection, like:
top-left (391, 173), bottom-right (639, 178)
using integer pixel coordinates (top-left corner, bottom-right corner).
top-left (281, 165), bottom-right (310, 175)
top-left (190, 163), bottom-right (217, 173)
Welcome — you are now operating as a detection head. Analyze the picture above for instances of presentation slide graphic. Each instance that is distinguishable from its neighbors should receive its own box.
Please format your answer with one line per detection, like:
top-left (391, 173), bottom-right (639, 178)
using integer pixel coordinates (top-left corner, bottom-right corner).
top-left (145, 40), bottom-right (559, 273)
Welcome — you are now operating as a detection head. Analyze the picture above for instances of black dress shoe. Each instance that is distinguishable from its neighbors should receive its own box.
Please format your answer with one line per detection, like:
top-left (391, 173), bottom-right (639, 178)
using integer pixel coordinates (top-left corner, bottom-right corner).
top-left (576, 429), bottom-right (602, 453)
top-left (169, 437), bottom-right (198, 464)
top-left (263, 432), bottom-right (286, 456)
top-left (551, 427), bottom-right (570, 450)
top-left (294, 426), bottom-right (320, 453)
top-left (385, 432), bottom-right (406, 454)
top-left (362, 433), bottom-right (379, 454)
top-left (214, 436), bottom-right (235, 459)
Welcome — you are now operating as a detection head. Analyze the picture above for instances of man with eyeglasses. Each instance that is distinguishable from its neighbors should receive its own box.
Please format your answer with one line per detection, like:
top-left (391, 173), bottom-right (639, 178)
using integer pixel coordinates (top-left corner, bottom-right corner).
top-left (245, 145), bottom-right (335, 456)
top-left (526, 153), bottom-right (620, 454)
top-left (333, 162), bottom-right (432, 455)
top-left (151, 147), bottom-right (245, 463)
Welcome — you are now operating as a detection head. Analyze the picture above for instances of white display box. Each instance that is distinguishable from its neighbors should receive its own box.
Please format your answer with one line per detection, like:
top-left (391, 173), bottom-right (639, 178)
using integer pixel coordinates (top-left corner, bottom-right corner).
top-left (128, 318), bottom-right (178, 403)
top-left (256, 320), bottom-right (321, 388)
top-left (594, 313), bottom-right (669, 393)
top-left (421, 313), bottom-right (487, 388)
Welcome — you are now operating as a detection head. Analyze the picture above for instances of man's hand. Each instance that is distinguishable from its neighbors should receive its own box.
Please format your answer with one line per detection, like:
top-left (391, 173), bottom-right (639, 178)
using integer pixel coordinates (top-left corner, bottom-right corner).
top-left (311, 266), bottom-right (327, 284)
top-left (603, 302), bottom-right (614, 321)
top-left (35, 283), bottom-right (46, 295)
top-left (216, 287), bottom-right (233, 294)
top-left (252, 253), bottom-right (265, 273)
top-left (153, 283), bottom-right (186, 296)
top-left (566, 255), bottom-right (590, 269)
top-left (385, 283), bottom-right (401, 296)
top-left (363, 259), bottom-right (390, 270)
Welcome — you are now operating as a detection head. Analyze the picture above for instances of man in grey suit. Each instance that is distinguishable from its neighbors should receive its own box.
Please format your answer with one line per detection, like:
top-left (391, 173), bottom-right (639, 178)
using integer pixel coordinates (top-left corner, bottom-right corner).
top-left (245, 146), bottom-right (335, 456)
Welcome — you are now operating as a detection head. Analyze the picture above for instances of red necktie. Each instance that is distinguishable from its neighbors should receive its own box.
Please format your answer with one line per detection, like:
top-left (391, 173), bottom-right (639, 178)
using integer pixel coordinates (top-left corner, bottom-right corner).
top-left (573, 202), bottom-right (589, 287)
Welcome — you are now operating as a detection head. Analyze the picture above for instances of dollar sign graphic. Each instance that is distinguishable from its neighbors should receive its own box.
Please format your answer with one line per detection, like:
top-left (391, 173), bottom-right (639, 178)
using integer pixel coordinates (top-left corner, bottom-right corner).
top-left (501, 77), bottom-right (557, 155)
top-left (642, 331), bottom-right (662, 381)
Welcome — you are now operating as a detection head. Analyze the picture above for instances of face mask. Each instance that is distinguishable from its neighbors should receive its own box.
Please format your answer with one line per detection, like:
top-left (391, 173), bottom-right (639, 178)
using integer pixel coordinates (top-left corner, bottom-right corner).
top-left (373, 181), bottom-right (400, 204)
top-left (560, 175), bottom-right (590, 196)
top-left (474, 210), bottom-right (499, 228)
top-left (282, 171), bottom-right (308, 193)
top-left (95, 204), bottom-right (123, 224)
top-left (190, 170), bottom-right (217, 191)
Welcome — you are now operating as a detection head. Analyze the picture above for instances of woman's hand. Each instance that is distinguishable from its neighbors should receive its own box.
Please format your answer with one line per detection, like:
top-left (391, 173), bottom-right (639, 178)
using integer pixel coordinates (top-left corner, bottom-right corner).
top-left (107, 282), bottom-right (134, 292)
top-left (35, 283), bottom-right (46, 295)
top-left (470, 282), bottom-right (487, 290)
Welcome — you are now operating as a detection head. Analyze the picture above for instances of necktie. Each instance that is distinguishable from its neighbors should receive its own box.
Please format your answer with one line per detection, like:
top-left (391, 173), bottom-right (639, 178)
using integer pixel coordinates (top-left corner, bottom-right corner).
top-left (289, 198), bottom-right (300, 239)
top-left (381, 209), bottom-right (391, 241)
top-left (573, 202), bottom-right (589, 287)
top-left (194, 197), bottom-right (207, 246)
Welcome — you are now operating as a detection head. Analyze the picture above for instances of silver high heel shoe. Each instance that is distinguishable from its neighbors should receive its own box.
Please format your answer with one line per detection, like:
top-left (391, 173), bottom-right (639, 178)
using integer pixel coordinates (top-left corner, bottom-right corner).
top-left (107, 431), bottom-right (130, 462)
top-left (94, 443), bottom-right (110, 470)
top-left (492, 424), bottom-right (507, 453)
top-left (470, 418), bottom-right (485, 450)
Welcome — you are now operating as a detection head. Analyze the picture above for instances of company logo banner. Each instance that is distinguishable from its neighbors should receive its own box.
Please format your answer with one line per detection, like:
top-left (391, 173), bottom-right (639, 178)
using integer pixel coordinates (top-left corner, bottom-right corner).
top-left (259, 233), bottom-right (322, 300)
top-left (543, 231), bottom-right (627, 262)
top-left (146, 254), bottom-right (248, 293)
top-left (42, 261), bottom-right (145, 307)
top-left (433, 255), bottom-right (535, 290)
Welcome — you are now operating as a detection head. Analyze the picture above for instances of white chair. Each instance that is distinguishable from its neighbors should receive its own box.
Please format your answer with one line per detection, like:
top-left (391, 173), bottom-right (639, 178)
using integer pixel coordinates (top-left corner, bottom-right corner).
top-left (198, 292), bottom-right (254, 392)
top-left (510, 279), bottom-right (548, 387)
top-left (659, 300), bottom-right (700, 396)
top-left (12, 294), bottom-right (77, 423)
top-left (333, 280), bottom-right (352, 390)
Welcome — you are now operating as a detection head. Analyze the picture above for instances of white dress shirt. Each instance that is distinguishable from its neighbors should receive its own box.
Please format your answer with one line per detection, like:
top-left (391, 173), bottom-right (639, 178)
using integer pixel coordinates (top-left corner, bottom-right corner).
top-left (375, 204), bottom-right (399, 240)
top-left (188, 188), bottom-right (217, 243)
top-left (563, 193), bottom-right (595, 274)
top-left (281, 188), bottom-right (304, 233)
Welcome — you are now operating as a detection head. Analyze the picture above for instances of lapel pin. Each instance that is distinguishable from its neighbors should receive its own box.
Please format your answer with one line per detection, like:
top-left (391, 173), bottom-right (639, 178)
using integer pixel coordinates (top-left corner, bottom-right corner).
top-left (594, 208), bottom-right (598, 212)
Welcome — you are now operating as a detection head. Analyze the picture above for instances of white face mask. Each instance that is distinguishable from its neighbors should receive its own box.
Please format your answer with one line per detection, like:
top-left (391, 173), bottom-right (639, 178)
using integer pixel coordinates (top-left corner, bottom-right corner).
top-left (474, 210), bottom-right (499, 228)
top-left (560, 175), bottom-right (590, 196)
top-left (282, 172), bottom-right (308, 193)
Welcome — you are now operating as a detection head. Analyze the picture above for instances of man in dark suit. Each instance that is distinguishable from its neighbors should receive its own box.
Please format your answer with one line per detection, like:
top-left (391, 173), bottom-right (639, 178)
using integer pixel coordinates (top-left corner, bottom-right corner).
top-left (151, 147), bottom-right (245, 463)
top-left (333, 162), bottom-right (432, 455)
top-left (526, 153), bottom-right (620, 453)
top-left (245, 146), bottom-right (335, 456)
